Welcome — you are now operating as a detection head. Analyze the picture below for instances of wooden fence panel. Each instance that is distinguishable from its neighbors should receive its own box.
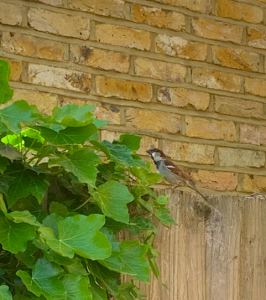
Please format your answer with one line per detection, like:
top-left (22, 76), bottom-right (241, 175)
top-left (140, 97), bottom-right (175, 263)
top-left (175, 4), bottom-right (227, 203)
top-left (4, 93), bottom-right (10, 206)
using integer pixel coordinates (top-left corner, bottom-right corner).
top-left (124, 189), bottom-right (266, 300)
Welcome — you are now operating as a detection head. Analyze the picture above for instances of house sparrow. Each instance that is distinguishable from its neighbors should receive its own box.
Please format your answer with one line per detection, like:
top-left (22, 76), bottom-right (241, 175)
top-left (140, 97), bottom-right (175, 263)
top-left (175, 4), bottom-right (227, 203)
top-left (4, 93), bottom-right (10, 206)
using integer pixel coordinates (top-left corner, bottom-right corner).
top-left (146, 147), bottom-right (209, 202)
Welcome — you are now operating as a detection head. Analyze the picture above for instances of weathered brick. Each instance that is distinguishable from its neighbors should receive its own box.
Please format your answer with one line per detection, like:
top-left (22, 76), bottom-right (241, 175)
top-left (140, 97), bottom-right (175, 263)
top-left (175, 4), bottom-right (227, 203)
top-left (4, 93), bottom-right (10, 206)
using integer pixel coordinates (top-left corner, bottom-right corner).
top-left (192, 18), bottom-right (243, 44)
top-left (185, 116), bottom-right (236, 141)
top-left (214, 96), bottom-right (264, 119)
top-left (162, 140), bottom-right (215, 164)
top-left (28, 64), bottom-right (90, 93)
top-left (126, 108), bottom-right (181, 133)
top-left (192, 68), bottom-right (241, 93)
top-left (212, 45), bottom-right (259, 72)
top-left (0, 2), bottom-right (22, 26)
top-left (248, 28), bottom-right (266, 49)
top-left (238, 174), bottom-right (266, 192)
top-left (134, 57), bottom-right (186, 83)
top-left (216, 0), bottom-right (263, 24)
top-left (155, 34), bottom-right (207, 61)
top-left (13, 89), bottom-right (58, 114)
top-left (2, 58), bottom-right (23, 81)
top-left (95, 24), bottom-right (150, 51)
top-left (191, 170), bottom-right (238, 191)
top-left (95, 76), bottom-right (152, 102)
top-left (138, 136), bottom-right (159, 156)
top-left (70, 0), bottom-right (125, 18)
top-left (158, 87), bottom-right (209, 110)
top-left (156, 0), bottom-right (212, 13)
top-left (218, 148), bottom-right (265, 168)
top-left (132, 4), bottom-right (185, 31)
top-left (240, 124), bottom-right (266, 146)
top-left (245, 77), bottom-right (266, 97)
top-left (2, 32), bottom-right (64, 61)
top-left (28, 8), bottom-right (90, 40)
top-left (59, 97), bottom-right (120, 124)
top-left (70, 45), bottom-right (129, 73)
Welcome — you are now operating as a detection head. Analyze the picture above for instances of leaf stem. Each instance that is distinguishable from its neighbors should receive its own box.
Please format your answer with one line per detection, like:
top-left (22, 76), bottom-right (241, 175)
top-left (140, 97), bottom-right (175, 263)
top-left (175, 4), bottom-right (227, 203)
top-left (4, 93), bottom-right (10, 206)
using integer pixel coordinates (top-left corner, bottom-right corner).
top-left (73, 197), bottom-right (92, 211)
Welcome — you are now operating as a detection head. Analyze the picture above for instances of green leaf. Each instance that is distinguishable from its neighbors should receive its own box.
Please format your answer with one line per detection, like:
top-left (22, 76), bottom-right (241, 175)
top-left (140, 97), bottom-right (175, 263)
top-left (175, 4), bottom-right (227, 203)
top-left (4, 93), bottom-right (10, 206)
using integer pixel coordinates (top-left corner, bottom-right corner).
top-left (49, 201), bottom-right (68, 217)
top-left (6, 164), bottom-right (49, 208)
top-left (100, 240), bottom-right (150, 282)
top-left (0, 285), bottom-right (12, 300)
top-left (0, 195), bottom-right (7, 214)
top-left (0, 60), bottom-right (13, 104)
top-left (0, 142), bottom-right (22, 162)
top-left (52, 104), bottom-right (95, 127)
top-left (8, 210), bottom-right (41, 226)
top-left (130, 167), bottom-right (162, 186)
top-left (0, 100), bottom-right (34, 134)
top-left (118, 134), bottom-right (141, 151)
top-left (62, 274), bottom-right (92, 300)
top-left (35, 124), bottom-right (98, 145)
top-left (0, 211), bottom-right (36, 253)
top-left (155, 208), bottom-right (177, 227)
top-left (39, 214), bottom-right (111, 260)
top-left (65, 257), bottom-right (87, 276)
top-left (88, 275), bottom-right (108, 300)
top-left (156, 195), bottom-right (168, 206)
top-left (101, 140), bottom-right (133, 165)
top-left (127, 216), bottom-right (156, 235)
top-left (93, 181), bottom-right (134, 223)
top-left (49, 149), bottom-right (101, 188)
top-left (16, 257), bottom-right (66, 300)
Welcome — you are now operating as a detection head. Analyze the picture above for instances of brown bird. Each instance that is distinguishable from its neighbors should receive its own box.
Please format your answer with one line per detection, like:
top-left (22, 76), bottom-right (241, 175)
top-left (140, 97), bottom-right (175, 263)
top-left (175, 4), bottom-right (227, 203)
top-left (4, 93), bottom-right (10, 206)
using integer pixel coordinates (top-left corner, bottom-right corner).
top-left (146, 147), bottom-right (209, 202)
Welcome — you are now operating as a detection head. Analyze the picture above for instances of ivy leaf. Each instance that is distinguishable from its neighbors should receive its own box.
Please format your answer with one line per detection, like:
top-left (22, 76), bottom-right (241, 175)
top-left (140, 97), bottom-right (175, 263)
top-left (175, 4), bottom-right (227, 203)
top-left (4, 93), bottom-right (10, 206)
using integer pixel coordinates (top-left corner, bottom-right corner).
top-left (0, 60), bottom-right (13, 104)
top-left (127, 216), bottom-right (156, 235)
top-left (39, 214), bottom-right (111, 260)
top-left (6, 164), bottom-right (49, 208)
top-left (100, 240), bottom-right (150, 282)
top-left (0, 211), bottom-right (36, 253)
top-left (52, 104), bottom-right (95, 127)
top-left (88, 275), bottom-right (108, 300)
top-left (49, 202), bottom-right (68, 217)
top-left (16, 257), bottom-right (66, 300)
top-left (101, 140), bottom-right (133, 165)
top-left (130, 167), bottom-right (162, 186)
top-left (49, 149), bottom-right (101, 188)
top-left (0, 285), bottom-right (12, 300)
top-left (8, 210), bottom-right (41, 226)
top-left (118, 134), bottom-right (141, 151)
top-left (93, 181), bottom-right (134, 223)
top-left (155, 208), bottom-right (177, 227)
top-left (0, 100), bottom-right (34, 134)
top-left (62, 274), bottom-right (93, 300)
top-left (0, 142), bottom-right (22, 162)
top-left (35, 124), bottom-right (98, 145)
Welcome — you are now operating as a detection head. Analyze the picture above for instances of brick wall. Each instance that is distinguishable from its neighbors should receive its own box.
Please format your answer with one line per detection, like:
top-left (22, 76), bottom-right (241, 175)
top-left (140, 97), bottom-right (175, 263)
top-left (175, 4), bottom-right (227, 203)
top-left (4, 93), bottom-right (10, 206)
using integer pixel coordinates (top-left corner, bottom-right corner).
top-left (1, 0), bottom-right (266, 195)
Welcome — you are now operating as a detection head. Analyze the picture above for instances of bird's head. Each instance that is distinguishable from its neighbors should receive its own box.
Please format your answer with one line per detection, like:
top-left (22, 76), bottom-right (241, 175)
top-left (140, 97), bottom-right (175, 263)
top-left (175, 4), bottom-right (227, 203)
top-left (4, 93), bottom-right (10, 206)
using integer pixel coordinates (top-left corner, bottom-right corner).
top-left (146, 147), bottom-right (166, 162)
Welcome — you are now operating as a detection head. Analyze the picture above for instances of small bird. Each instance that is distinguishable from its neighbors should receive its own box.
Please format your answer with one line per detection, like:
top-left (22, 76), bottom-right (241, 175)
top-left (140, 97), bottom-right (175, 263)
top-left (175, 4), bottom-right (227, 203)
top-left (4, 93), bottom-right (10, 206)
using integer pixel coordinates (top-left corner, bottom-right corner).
top-left (146, 147), bottom-right (209, 203)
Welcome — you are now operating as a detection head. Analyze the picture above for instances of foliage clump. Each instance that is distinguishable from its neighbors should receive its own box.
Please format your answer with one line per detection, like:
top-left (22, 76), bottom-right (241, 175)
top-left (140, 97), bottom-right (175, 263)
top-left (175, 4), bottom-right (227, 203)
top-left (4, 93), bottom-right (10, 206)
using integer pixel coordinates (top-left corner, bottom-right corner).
top-left (0, 60), bottom-right (175, 300)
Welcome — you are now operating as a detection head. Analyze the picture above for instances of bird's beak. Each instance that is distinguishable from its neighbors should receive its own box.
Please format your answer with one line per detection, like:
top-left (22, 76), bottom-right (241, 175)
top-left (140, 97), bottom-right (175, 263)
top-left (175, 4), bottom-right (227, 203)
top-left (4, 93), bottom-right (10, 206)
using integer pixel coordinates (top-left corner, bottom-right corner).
top-left (146, 149), bottom-right (152, 155)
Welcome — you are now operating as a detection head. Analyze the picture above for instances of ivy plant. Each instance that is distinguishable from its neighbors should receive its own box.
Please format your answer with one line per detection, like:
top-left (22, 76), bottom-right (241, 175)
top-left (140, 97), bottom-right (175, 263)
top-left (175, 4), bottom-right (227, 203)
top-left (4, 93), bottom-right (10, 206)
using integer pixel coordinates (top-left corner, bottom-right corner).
top-left (0, 59), bottom-right (175, 300)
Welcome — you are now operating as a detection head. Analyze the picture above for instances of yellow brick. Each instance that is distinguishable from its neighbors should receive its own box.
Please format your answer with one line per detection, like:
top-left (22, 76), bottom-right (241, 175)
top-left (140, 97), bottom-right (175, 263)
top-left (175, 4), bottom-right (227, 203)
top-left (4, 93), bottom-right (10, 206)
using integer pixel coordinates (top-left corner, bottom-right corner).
top-left (2, 32), bottom-right (64, 61)
top-left (248, 27), bottom-right (266, 49)
top-left (132, 4), bottom-right (185, 31)
top-left (95, 24), bottom-right (150, 50)
top-left (157, 0), bottom-right (212, 13)
top-left (1, 58), bottom-right (23, 81)
top-left (162, 140), bottom-right (215, 164)
top-left (158, 87), bottom-right (209, 110)
top-left (216, 0), bottom-right (263, 24)
top-left (192, 18), bottom-right (243, 44)
top-left (185, 116), bottom-right (236, 141)
top-left (0, 2), bottom-right (22, 26)
top-left (28, 8), bottom-right (90, 40)
top-left (70, 45), bottom-right (129, 73)
top-left (212, 45), bottom-right (259, 72)
top-left (138, 136), bottom-right (159, 156)
top-left (240, 124), bottom-right (266, 146)
top-left (214, 96), bottom-right (264, 119)
top-left (13, 89), bottom-right (58, 114)
top-left (192, 68), bottom-right (241, 93)
top-left (70, 0), bottom-right (125, 18)
top-left (191, 170), bottom-right (238, 191)
top-left (28, 64), bottom-right (91, 93)
top-left (126, 108), bottom-right (181, 133)
top-left (96, 76), bottom-right (152, 102)
top-left (245, 77), bottom-right (266, 97)
top-left (38, 0), bottom-right (63, 5)
top-left (134, 57), bottom-right (186, 83)
top-left (238, 174), bottom-right (266, 192)
top-left (155, 34), bottom-right (207, 61)
top-left (218, 148), bottom-right (265, 168)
